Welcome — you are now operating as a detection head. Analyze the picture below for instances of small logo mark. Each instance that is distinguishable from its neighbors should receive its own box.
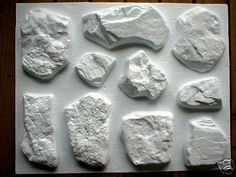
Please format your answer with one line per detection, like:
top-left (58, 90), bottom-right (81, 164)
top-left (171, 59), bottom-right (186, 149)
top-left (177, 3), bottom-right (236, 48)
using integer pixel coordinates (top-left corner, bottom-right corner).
top-left (217, 159), bottom-right (234, 175)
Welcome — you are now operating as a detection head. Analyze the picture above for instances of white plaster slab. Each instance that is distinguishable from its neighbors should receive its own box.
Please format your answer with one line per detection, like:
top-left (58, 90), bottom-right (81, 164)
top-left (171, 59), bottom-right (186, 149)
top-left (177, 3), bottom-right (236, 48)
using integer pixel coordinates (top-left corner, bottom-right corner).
top-left (16, 3), bottom-right (230, 174)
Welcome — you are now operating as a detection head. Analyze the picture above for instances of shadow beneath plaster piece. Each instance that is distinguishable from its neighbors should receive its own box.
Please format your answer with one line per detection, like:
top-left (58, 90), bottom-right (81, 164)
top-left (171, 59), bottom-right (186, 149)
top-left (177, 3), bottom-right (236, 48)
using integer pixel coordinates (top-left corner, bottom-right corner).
top-left (171, 44), bottom-right (224, 74)
top-left (185, 164), bottom-right (218, 171)
top-left (64, 144), bottom-right (107, 172)
top-left (175, 92), bottom-right (222, 113)
top-left (85, 35), bottom-right (166, 53)
top-left (120, 131), bottom-right (169, 172)
top-left (76, 160), bottom-right (107, 171)
top-left (171, 50), bottom-right (190, 72)
top-left (106, 42), bottom-right (165, 53)
top-left (22, 63), bottom-right (69, 84)
top-left (133, 162), bottom-right (169, 171)
top-left (121, 89), bottom-right (166, 106)
top-left (29, 162), bottom-right (57, 172)
top-left (176, 102), bottom-right (222, 113)
top-left (170, 49), bottom-right (203, 74)
top-left (74, 69), bottom-right (99, 90)
top-left (23, 69), bottom-right (52, 84)
top-left (21, 151), bottom-right (57, 172)
top-left (122, 147), bottom-right (169, 172)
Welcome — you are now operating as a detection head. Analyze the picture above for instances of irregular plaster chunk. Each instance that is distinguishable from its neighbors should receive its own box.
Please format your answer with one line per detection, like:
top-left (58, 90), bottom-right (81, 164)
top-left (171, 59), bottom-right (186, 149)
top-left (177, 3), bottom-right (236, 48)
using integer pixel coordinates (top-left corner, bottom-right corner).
top-left (82, 5), bottom-right (169, 51)
top-left (172, 30), bottom-right (225, 73)
top-left (65, 93), bottom-right (111, 167)
top-left (76, 53), bottom-right (116, 87)
top-left (119, 50), bottom-right (168, 100)
top-left (177, 77), bottom-right (222, 110)
top-left (121, 111), bottom-right (173, 165)
top-left (21, 9), bottom-right (70, 79)
top-left (184, 118), bottom-right (228, 166)
top-left (21, 93), bottom-right (58, 168)
top-left (177, 7), bottom-right (221, 34)
top-left (172, 7), bottom-right (225, 73)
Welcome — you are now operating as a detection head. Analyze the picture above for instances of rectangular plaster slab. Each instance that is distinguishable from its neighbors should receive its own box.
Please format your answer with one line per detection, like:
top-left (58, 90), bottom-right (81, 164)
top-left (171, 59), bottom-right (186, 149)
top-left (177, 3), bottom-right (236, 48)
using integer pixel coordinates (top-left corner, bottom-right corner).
top-left (16, 3), bottom-right (230, 174)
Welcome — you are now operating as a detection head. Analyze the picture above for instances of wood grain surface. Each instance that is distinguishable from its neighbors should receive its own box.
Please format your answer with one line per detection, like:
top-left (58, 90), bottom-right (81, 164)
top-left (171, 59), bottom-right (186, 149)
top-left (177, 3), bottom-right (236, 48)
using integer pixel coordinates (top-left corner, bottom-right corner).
top-left (0, 0), bottom-right (235, 177)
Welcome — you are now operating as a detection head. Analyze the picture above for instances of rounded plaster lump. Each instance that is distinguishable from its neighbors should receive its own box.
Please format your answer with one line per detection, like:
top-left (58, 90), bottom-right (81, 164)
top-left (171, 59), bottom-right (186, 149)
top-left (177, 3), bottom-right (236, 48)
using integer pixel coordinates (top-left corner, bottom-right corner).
top-left (82, 5), bottom-right (169, 51)
top-left (21, 93), bottom-right (58, 168)
top-left (76, 53), bottom-right (116, 87)
top-left (177, 77), bottom-right (222, 110)
top-left (172, 7), bottom-right (225, 73)
top-left (119, 50), bottom-right (168, 100)
top-left (121, 111), bottom-right (174, 166)
top-left (21, 9), bottom-right (70, 79)
top-left (184, 117), bottom-right (228, 166)
top-left (64, 92), bottom-right (111, 167)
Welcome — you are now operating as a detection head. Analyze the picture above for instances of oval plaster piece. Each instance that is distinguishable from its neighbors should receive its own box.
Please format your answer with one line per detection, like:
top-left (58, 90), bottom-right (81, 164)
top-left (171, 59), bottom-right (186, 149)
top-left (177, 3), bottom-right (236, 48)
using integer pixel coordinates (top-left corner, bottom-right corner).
top-left (76, 53), bottom-right (116, 87)
top-left (119, 50), bottom-right (168, 100)
top-left (177, 77), bottom-right (222, 110)
top-left (184, 117), bottom-right (228, 166)
top-left (21, 9), bottom-right (70, 80)
top-left (121, 111), bottom-right (174, 166)
top-left (21, 93), bottom-right (58, 168)
top-left (64, 93), bottom-right (111, 167)
top-left (82, 5), bottom-right (169, 51)
top-left (177, 7), bottom-right (221, 34)
top-left (172, 7), bottom-right (225, 73)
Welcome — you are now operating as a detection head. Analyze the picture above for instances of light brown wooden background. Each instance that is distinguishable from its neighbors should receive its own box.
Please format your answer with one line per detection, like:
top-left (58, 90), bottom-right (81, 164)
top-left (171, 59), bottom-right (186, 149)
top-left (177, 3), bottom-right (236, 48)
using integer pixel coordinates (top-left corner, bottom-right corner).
top-left (0, 0), bottom-right (235, 176)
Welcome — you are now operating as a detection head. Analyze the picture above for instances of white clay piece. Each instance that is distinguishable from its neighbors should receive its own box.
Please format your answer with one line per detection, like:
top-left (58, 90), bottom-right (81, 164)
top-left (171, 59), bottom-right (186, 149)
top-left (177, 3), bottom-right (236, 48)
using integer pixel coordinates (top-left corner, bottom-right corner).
top-left (177, 77), bottom-right (222, 110)
top-left (121, 111), bottom-right (174, 166)
top-left (21, 93), bottom-right (58, 168)
top-left (82, 5), bottom-right (169, 51)
top-left (172, 7), bottom-right (225, 72)
top-left (184, 117), bottom-right (228, 166)
top-left (65, 93), bottom-right (111, 167)
top-left (21, 9), bottom-right (70, 79)
top-left (119, 50), bottom-right (168, 100)
top-left (76, 53), bottom-right (116, 87)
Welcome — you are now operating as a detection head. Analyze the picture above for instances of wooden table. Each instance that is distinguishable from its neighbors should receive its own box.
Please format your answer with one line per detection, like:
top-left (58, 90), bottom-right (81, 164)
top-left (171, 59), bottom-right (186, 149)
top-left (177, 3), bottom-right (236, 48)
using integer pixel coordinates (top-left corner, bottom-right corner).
top-left (0, 0), bottom-right (235, 176)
